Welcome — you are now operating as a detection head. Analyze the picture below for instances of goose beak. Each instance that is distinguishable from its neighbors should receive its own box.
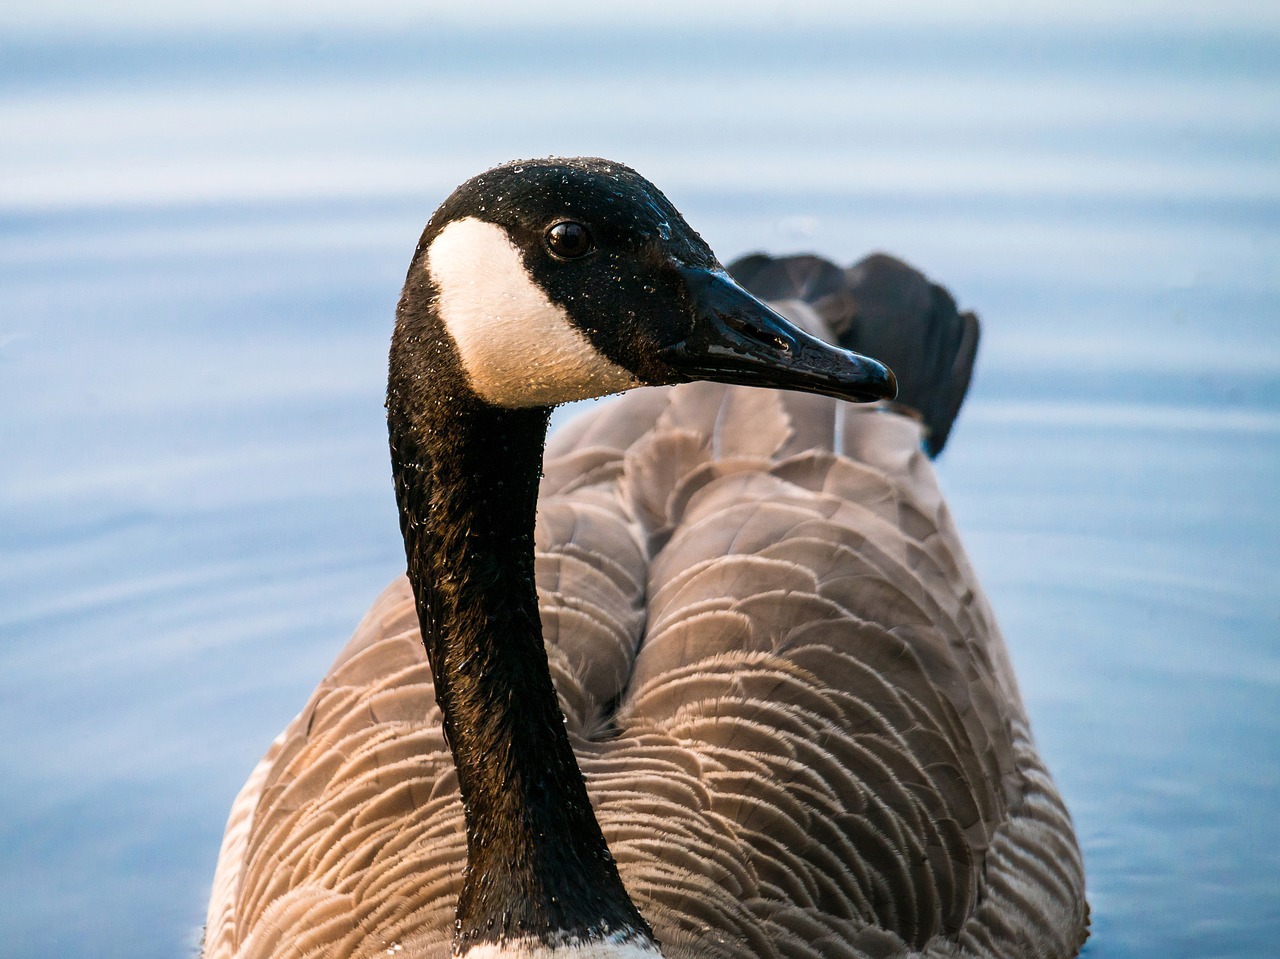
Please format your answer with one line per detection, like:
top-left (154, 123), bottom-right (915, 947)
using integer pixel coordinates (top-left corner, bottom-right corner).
top-left (657, 267), bottom-right (897, 404)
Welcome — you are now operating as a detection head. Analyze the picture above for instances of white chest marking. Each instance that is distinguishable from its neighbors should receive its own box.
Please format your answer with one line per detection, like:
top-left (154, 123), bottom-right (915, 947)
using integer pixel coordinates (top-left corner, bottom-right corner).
top-left (462, 938), bottom-right (664, 959)
top-left (427, 218), bottom-right (641, 407)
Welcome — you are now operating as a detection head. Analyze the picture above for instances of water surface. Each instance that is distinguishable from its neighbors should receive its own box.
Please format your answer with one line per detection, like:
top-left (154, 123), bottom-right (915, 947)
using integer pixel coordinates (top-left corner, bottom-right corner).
top-left (1, 6), bottom-right (1277, 957)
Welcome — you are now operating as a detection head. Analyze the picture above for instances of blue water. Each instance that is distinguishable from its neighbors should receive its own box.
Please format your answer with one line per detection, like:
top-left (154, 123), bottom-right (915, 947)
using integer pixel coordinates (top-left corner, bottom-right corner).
top-left (2, 6), bottom-right (1277, 958)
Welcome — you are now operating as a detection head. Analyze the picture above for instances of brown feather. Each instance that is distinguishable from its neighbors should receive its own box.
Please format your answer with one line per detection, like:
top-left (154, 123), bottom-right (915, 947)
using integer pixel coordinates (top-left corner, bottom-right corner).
top-left (206, 379), bottom-right (1086, 959)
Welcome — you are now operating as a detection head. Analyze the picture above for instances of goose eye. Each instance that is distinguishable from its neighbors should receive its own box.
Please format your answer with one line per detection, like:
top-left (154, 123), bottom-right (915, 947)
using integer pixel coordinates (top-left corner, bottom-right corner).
top-left (546, 221), bottom-right (593, 259)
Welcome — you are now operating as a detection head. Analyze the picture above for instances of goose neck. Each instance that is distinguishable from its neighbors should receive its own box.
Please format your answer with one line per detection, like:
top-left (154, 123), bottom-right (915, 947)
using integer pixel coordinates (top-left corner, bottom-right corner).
top-left (387, 387), bottom-right (653, 953)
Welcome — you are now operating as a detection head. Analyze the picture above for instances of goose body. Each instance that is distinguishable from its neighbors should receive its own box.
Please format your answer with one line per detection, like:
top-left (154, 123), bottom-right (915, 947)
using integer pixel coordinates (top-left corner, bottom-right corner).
top-left (204, 158), bottom-right (1087, 959)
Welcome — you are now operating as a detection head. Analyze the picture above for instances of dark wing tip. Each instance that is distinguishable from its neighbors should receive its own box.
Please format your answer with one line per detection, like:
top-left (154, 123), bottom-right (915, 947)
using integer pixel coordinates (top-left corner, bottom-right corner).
top-left (728, 251), bottom-right (980, 458)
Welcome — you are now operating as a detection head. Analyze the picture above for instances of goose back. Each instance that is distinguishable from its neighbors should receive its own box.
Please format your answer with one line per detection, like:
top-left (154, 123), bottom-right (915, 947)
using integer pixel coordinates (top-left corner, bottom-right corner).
top-left (204, 255), bottom-right (1086, 959)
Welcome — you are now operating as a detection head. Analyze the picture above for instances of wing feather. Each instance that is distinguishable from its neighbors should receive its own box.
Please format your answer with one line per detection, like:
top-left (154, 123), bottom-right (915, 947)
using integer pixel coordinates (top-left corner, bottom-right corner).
top-left (207, 381), bottom-right (1084, 959)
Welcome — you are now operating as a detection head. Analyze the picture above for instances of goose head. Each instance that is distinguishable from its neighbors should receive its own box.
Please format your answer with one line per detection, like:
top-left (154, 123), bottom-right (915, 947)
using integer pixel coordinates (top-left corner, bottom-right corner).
top-left (392, 157), bottom-right (897, 412)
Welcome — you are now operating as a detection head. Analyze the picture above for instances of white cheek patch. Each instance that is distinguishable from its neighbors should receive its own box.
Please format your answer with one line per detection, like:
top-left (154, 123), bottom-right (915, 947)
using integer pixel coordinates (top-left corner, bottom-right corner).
top-left (426, 217), bottom-right (641, 407)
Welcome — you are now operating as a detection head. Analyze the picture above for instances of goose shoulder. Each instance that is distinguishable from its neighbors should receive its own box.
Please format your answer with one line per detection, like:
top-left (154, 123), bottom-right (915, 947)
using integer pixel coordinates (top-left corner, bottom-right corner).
top-left (205, 380), bottom-right (1084, 959)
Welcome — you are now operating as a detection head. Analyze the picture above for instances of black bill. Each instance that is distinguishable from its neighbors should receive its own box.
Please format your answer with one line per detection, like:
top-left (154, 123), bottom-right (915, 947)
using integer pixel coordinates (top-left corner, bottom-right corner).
top-left (657, 266), bottom-right (897, 404)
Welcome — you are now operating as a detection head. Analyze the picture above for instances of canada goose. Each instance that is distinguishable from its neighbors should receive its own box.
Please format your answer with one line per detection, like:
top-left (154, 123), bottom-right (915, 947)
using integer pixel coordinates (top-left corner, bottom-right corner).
top-left (203, 157), bottom-right (1088, 959)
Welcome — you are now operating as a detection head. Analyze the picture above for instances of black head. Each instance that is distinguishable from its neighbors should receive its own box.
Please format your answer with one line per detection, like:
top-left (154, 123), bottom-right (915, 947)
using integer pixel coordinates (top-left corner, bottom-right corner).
top-left (396, 157), bottom-right (896, 409)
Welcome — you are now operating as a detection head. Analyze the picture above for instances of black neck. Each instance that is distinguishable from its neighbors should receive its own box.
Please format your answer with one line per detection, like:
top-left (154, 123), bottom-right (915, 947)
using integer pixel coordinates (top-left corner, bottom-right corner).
top-left (387, 342), bottom-right (652, 950)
